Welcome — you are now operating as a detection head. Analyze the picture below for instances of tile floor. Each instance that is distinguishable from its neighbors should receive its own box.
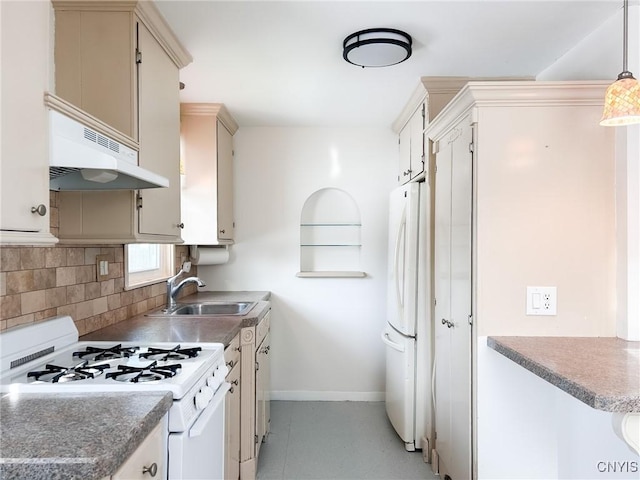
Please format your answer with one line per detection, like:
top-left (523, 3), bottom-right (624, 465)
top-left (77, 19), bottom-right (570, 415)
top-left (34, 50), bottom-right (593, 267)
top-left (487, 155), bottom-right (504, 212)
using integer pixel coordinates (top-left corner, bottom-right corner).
top-left (256, 401), bottom-right (438, 480)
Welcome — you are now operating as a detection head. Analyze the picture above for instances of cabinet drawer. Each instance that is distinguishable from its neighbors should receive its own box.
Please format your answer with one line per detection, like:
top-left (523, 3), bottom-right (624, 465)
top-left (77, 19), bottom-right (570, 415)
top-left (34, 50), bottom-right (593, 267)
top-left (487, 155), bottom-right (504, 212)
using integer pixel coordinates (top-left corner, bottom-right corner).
top-left (225, 333), bottom-right (241, 370)
top-left (112, 416), bottom-right (166, 480)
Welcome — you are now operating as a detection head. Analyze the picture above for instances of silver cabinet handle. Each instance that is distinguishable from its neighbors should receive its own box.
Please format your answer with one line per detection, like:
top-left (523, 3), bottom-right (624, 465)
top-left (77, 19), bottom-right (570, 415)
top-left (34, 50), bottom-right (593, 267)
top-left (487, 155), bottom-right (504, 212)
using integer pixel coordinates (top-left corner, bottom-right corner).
top-left (219, 229), bottom-right (225, 234)
top-left (441, 318), bottom-right (454, 328)
top-left (177, 223), bottom-right (184, 229)
top-left (226, 360), bottom-right (235, 368)
top-left (142, 462), bottom-right (158, 477)
top-left (229, 379), bottom-right (239, 393)
top-left (31, 204), bottom-right (46, 216)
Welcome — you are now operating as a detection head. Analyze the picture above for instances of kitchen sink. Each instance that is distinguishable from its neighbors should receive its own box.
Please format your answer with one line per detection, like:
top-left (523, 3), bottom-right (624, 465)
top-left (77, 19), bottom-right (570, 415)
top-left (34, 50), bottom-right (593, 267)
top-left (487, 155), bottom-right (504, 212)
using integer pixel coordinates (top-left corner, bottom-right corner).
top-left (151, 302), bottom-right (256, 317)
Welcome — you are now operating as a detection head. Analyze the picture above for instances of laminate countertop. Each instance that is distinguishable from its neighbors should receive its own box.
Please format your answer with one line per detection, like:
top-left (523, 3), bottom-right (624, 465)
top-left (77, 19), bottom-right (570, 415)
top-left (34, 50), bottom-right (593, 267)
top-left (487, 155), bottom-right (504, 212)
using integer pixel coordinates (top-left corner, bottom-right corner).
top-left (0, 392), bottom-right (171, 480)
top-left (82, 291), bottom-right (271, 346)
top-left (487, 336), bottom-right (640, 412)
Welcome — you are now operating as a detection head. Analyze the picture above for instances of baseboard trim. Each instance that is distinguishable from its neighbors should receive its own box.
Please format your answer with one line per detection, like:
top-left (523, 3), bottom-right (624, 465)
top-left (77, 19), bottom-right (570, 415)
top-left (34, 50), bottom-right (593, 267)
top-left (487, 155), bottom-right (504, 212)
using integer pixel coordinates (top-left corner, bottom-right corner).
top-left (270, 391), bottom-right (385, 402)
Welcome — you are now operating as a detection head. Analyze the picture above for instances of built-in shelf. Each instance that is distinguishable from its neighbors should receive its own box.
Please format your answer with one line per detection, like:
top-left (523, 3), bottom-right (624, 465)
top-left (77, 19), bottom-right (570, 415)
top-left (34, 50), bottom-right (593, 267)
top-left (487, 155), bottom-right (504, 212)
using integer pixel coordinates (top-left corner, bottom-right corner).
top-left (299, 188), bottom-right (365, 276)
top-left (296, 271), bottom-right (367, 278)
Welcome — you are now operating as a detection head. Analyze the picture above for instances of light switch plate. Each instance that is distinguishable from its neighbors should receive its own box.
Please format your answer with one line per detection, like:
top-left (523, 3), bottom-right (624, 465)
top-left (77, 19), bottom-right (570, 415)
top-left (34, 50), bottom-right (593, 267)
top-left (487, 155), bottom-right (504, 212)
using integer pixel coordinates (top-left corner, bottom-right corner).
top-left (526, 286), bottom-right (557, 316)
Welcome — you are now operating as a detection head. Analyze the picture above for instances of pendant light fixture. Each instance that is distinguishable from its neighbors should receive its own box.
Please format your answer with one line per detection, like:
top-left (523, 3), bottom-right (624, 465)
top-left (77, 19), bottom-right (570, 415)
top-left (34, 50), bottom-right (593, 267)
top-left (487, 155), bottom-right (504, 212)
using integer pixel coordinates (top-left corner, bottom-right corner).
top-left (343, 28), bottom-right (412, 68)
top-left (600, 0), bottom-right (640, 126)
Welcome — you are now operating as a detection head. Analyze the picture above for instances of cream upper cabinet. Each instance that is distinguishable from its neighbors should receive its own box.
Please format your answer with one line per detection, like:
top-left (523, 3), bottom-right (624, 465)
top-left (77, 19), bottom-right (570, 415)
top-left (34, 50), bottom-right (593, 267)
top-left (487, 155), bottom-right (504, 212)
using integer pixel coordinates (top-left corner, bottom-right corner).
top-left (53, 0), bottom-right (191, 243)
top-left (396, 102), bottom-right (425, 184)
top-left (427, 81), bottom-right (615, 480)
top-left (392, 77), bottom-right (475, 186)
top-left (0, 1), bottom-right (56, 245)
top-left (180, 104), bottom-right (238, 245)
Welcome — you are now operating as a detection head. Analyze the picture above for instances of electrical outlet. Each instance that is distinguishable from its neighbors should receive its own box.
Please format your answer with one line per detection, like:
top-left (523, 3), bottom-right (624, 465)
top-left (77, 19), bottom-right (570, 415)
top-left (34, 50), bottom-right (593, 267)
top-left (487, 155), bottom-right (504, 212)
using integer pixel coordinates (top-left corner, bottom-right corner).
top-left (96, 254), bottom-right (110, 281)
top-left (526, 286), bottom-right (557, 316)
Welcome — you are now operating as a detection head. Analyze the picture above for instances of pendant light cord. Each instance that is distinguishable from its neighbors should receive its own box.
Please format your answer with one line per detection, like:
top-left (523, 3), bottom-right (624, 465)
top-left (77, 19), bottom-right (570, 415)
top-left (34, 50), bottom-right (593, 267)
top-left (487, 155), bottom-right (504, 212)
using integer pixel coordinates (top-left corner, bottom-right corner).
top-left (619, 0), bottom-right (634, 79)
top-left (623, 0), bottom-right (628, 73)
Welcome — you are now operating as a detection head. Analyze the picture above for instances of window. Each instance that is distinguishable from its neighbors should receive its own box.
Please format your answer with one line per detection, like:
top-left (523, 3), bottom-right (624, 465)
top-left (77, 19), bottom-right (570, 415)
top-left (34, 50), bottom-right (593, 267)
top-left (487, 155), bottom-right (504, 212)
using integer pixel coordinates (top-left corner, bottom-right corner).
top-left (125, 244), bottom-right (174, 289)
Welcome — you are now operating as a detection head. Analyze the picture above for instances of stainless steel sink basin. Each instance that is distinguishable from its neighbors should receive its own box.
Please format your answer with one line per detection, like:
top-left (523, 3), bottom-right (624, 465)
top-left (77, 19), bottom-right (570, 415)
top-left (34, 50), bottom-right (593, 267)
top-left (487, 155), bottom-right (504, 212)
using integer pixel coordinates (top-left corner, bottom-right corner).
top-left (158, 301), bottom-right (255, 316)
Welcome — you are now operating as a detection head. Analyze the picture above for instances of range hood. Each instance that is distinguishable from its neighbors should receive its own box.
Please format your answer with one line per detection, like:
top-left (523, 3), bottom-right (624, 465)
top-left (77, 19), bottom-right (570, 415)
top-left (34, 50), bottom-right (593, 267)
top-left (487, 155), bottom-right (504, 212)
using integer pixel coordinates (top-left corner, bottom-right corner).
top-left (49, 108), bottom-right (169, 191)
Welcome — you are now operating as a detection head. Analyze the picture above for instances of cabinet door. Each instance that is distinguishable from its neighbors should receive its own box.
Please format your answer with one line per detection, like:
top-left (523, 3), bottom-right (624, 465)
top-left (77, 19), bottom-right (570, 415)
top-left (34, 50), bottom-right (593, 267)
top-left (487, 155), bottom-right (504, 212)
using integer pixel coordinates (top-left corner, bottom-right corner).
top-left (0, 1), bottom-right (52, 240)
top-left (255, 332), bottom-right (269, 457)
top-left (137, 20), bottom-right (181, 237)
top-left (54, 9), bottom-right (135, 138)
top-left (398, 123), bottom-right (412, 184)
top-left (112, 417), bottom-right (167, 480)
top-left (434, 122), bottom-right (473, 480)
top-left (408, 103), bottom-right (425, 180)
top-left (217, 121), bottom-right (234, 241)
top-left (434, 137), bottom-right (453, 474)
top-left (225, 363), bottom-right (241, 480)
top-left (448, 123), bottom-right (473, 480)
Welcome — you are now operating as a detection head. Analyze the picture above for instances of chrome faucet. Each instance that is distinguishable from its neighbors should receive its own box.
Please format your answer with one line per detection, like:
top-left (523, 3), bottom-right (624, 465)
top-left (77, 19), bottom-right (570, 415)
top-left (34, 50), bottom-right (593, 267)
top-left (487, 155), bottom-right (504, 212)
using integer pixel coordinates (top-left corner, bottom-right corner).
top-left (166, 262), bottom-right (205, 311)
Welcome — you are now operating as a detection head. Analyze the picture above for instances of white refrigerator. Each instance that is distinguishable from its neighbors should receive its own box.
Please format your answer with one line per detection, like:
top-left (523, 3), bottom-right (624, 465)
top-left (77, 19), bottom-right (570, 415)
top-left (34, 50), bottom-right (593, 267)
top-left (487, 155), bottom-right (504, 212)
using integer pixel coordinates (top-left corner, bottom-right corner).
top-left (381, 181), bottom-right (433, 453)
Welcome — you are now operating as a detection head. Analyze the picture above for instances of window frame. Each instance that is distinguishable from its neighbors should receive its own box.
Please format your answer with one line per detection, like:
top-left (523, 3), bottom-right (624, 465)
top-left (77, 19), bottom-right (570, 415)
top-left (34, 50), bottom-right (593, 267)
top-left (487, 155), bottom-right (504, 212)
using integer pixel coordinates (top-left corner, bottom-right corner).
top-left (124, 244), bottom-right (175, 290)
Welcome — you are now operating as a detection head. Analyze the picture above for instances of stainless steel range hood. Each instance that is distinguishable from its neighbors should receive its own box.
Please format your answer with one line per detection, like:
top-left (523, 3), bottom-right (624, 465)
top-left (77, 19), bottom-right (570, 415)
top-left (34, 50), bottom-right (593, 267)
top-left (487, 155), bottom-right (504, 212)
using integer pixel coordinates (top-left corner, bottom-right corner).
top-left (47, 96), bottom-right (169, 191)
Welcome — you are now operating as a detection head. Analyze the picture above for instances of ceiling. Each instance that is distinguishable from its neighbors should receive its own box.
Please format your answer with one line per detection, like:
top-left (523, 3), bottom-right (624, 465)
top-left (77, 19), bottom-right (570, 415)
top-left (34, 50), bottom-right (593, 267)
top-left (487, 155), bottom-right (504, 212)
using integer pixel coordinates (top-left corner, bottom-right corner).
top-left (155, 1), bottom-right (621, 128)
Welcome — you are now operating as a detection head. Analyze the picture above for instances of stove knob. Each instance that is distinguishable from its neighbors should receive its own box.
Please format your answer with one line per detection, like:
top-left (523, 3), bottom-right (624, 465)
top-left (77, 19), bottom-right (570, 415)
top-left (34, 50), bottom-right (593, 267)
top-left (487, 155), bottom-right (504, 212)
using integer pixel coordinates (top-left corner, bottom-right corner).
top-left (201, 385), bottom-right (214, 400)
top-left (207, 375), bottom-right (222, 390)
top-left (194, 391), bottom-right (209, 410)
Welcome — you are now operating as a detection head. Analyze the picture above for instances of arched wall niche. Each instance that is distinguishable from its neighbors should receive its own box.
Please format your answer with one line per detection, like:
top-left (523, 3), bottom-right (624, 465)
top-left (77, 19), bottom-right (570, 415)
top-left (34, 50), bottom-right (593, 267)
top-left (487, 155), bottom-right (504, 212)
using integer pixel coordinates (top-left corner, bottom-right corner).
top-left (297, 187), bottom-right (366, 278)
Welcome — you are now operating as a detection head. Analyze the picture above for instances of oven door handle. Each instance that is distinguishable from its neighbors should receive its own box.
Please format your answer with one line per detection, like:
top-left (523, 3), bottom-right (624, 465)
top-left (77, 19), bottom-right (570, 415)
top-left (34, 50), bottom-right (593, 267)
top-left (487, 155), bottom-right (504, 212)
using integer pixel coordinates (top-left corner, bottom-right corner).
top-left (189, 382), bottom-right (230, 438)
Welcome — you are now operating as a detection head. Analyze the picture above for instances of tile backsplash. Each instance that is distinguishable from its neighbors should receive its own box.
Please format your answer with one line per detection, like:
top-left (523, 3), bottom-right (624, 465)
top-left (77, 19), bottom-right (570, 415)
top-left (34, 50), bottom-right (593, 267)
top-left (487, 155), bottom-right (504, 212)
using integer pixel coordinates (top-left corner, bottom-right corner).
top-left (0, 244), bottom-right (196, 335)
top-left (1, 192), bottom-right (196, 336)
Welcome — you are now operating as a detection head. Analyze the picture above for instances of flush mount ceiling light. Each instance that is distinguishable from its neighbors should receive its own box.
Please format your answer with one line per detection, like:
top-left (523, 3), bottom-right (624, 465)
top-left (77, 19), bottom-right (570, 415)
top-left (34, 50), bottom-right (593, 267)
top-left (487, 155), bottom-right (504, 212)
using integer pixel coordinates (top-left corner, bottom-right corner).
top-left (343, 28), bottom-right (412, 68)
top-left (601, 0), bottom-right (640, 126)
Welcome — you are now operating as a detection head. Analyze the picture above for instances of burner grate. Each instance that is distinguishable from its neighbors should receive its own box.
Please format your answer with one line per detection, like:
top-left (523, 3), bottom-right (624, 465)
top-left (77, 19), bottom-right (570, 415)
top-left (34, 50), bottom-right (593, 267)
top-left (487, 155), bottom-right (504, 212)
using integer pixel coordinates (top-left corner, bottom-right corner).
top-left (73, 344), bottom-right (139, 360)
top-left (139, 345), bottom-right (202, 361)
top-left (106, 361), bottom-right (182, 383)
top-left (27, 361), bottom-right (110, 383)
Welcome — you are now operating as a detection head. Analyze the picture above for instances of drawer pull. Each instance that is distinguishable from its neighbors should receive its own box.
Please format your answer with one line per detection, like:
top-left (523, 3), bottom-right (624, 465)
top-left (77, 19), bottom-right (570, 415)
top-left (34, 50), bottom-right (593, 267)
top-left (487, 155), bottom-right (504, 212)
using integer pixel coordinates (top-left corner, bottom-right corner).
top-left (142, 462), bottom-right (158, 477)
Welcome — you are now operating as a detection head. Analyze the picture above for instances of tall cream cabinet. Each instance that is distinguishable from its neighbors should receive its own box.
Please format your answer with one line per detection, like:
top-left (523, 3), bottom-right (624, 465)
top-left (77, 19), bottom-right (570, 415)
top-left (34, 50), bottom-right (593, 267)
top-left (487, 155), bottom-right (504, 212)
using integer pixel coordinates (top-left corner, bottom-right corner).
top-left (53, 1), bottom-right (192, 243)
top-left (427, 81), bottom-right (615, 480)
top-left (0, 1), bottom-right (56, 245)
top-left (180, 104), bottom-right (238, 245)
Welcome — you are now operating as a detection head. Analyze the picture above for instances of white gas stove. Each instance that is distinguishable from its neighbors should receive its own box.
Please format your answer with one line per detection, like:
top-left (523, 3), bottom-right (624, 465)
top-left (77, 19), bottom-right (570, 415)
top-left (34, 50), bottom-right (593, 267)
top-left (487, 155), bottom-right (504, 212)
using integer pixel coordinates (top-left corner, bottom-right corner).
top-left (0, 316), bottom-right (229, 479)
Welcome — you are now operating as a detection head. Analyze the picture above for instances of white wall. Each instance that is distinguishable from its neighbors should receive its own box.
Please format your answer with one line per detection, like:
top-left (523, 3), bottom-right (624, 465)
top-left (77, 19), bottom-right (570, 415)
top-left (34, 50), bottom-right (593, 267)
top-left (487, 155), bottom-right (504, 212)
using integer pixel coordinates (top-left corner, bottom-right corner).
top-left (197, 127), bottom-right (396, 400)
top-left (538, 5), bottom-right (640, 341)
top-left (477, 339), bottom-right (639, 479)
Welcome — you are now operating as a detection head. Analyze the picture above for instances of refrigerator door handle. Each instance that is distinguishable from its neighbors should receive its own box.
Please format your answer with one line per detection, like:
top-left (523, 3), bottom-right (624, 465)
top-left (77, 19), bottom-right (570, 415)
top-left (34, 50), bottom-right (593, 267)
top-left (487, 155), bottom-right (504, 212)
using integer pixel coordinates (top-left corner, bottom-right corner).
top-left (381, 330), bottom-right (405, 353)
top-left (394, 209), bottom-right (407, 315)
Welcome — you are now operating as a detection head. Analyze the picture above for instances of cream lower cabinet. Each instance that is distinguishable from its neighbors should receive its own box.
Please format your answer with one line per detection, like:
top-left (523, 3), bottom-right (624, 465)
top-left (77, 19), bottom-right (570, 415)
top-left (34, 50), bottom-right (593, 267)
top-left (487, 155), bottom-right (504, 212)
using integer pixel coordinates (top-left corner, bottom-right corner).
top-left (111, 415), bottom-right (167, 480)
top-left (239, 310), bottom-right (271, 480)
top-left (225, 334), bottom-right (242, 480)
top-left (53, 1), bottom-right (191, 243)
top-left (0, 1), bottom-right (56, 245)
top-left (427, 81), bottom-right (615, 480)
top-left (255, 328), bottom-right (271, 457)
top-left (180, 104), bottom-right (238, 245)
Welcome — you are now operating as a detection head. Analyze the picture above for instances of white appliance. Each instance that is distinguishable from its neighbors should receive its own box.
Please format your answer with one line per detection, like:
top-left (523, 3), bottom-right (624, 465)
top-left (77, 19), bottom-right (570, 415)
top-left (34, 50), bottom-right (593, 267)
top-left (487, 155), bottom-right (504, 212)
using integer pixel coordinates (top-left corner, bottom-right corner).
top-left (0, 316), bottom-right (229, 479)
top-left (382, 181), bottom-right (432, 452)
top-left (48, 108), bottom-right (170, 191)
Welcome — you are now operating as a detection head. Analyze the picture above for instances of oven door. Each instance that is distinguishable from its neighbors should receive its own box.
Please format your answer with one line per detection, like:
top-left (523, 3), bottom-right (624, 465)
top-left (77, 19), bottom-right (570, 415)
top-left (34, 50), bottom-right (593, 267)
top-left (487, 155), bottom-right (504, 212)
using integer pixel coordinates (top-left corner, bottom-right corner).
top-left (168, 382), bottom-right (230, 480)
